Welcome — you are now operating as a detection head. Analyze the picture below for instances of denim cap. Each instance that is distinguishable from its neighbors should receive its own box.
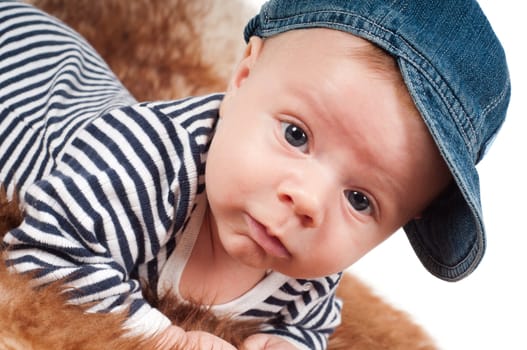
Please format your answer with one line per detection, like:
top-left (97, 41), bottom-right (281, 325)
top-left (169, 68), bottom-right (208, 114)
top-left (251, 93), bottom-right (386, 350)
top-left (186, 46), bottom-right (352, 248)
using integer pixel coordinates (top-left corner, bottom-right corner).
top-left (244, 0), bottom-right (510, 281)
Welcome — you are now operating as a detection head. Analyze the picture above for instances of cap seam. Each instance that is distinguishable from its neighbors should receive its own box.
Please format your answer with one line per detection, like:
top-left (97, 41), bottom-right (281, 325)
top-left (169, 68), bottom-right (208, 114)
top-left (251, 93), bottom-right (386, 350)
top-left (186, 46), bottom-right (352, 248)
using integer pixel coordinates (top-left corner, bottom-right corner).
top-left (481, 75), bottom-right (511, 119)
top-left (401, 66), bottom-right (476, 209)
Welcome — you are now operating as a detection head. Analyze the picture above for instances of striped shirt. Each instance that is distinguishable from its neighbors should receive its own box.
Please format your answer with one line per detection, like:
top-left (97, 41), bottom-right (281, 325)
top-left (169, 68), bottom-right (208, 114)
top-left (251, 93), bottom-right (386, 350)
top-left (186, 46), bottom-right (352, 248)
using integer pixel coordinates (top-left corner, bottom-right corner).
top-left (0, 2), bottom-right (341, 349)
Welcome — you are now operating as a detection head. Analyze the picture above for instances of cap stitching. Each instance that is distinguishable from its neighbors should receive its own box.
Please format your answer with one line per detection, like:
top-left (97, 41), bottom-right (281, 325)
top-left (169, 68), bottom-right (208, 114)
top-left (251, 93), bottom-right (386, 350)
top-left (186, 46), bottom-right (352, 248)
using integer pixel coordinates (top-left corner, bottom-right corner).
top-left (481, 75), bottom-right (510, 119)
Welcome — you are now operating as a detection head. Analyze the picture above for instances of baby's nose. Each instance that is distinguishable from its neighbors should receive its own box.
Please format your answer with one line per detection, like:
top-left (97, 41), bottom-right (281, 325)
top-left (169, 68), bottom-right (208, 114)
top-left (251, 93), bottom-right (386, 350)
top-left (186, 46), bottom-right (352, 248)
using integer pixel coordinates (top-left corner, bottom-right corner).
top-left (277, 182), bottom-right (325, 228)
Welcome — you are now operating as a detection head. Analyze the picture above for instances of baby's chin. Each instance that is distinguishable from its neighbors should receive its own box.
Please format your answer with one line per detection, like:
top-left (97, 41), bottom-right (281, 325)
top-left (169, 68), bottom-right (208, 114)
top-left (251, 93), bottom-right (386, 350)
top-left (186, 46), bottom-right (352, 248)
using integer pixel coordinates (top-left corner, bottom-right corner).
top-left (222, 233), bottom-right (272, 268)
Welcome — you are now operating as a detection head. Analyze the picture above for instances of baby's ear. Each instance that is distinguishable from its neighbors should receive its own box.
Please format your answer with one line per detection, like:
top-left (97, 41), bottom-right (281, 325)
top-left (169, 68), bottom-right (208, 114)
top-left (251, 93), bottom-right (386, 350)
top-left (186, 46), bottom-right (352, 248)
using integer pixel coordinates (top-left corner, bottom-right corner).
top-left (227, 36), bottom-right (264, 91)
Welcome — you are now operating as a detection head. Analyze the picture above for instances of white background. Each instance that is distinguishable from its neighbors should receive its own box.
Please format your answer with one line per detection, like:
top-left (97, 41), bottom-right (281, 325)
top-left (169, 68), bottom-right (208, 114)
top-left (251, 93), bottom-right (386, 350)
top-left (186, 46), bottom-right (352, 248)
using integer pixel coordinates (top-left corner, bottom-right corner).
top-left (244, 1), bottom-right (526, 349)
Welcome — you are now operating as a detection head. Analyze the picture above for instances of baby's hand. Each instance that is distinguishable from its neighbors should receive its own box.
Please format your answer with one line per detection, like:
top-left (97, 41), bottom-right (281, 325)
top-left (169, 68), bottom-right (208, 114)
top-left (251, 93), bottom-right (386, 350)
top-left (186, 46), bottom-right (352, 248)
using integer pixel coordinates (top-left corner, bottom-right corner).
top-left (154, 325), bottom-right (187, 349)
top-left (155, 325), bottom-right (236, 350)
top-left (185, 330), bottom-right (237, 350)
top-left (242, 334), bottom-right (299, 350)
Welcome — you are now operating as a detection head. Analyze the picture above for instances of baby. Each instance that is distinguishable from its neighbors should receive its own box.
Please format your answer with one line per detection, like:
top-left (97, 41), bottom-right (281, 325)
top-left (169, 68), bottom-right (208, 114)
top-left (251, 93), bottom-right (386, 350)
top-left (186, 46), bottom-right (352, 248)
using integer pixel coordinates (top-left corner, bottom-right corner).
top-left (0, 0), bottom-right (510, 349)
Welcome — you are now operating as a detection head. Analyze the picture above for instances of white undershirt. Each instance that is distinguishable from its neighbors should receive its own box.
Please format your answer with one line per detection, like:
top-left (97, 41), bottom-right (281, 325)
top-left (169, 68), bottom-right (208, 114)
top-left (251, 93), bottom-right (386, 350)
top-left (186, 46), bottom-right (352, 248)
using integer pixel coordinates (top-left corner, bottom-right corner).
top-left (157, 193), bottom-right (291, 317)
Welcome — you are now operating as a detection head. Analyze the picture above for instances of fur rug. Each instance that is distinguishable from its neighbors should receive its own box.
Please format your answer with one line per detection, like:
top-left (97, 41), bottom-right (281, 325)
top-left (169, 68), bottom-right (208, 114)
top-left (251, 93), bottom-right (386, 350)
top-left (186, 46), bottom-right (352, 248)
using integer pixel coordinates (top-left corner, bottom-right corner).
top-left (0, 1), bottom-right (438, 349)
top-left (27, 0), bottom-right (251, 101)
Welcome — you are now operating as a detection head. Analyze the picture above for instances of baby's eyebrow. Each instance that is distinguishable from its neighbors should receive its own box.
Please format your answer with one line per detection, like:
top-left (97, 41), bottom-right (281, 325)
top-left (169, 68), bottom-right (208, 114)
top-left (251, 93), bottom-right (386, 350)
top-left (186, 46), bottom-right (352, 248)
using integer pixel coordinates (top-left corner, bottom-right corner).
top-left (284, 83), bottom-right (328, 121)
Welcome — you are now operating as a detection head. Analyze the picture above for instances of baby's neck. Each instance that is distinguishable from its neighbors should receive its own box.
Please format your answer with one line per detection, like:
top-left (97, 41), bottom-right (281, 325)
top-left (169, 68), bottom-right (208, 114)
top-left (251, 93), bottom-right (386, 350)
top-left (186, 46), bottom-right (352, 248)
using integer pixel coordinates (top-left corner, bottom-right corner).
top-left (179, 208), bottom-right (267, 305)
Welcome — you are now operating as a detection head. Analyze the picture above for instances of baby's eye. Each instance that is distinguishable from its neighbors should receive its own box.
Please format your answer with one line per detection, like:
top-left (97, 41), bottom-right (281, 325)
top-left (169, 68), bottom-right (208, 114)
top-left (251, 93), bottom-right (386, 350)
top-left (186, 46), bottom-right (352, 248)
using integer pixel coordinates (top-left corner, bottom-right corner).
top-left (345, 190), bottom-right (373, 215)
top-left (281, 122), bottom-right (308, 152)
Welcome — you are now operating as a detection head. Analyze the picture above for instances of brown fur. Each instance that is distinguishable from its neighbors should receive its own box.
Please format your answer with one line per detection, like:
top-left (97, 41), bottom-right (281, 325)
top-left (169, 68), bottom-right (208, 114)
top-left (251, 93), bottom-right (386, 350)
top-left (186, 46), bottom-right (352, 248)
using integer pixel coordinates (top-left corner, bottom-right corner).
top-left (0, 257), bottom-right (150, 350)
top-left (0, 189), bottom-right (150, 349)
top-left (1, 1), bottom-right (437, 348)
top-left (0, 187), bottom-right (22, 237)
top-left (26, 0), bottom-right (251, 100)
top-left (145, 287), bottom-right (261, 347)
top-left (330, 274), bottom-right (436, 350)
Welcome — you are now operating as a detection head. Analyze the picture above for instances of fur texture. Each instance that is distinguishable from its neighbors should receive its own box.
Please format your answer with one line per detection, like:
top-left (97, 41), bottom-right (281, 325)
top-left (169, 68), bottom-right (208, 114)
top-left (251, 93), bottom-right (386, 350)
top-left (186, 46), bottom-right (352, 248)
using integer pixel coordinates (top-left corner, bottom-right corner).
top-left (1, 1), bottom-right (438, 348)
top-left (26, 0), bottom-right (251, 100)
top-left (0, 256), bottom-right (147, 350)
top-left (331, 273), bottom-right (436, 350)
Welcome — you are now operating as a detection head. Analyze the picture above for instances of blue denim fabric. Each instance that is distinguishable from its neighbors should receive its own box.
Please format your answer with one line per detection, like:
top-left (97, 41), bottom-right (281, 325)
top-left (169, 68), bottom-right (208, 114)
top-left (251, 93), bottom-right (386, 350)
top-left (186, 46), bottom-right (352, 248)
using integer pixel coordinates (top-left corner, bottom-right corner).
top-left (244, 0), bottom-right (510, 281)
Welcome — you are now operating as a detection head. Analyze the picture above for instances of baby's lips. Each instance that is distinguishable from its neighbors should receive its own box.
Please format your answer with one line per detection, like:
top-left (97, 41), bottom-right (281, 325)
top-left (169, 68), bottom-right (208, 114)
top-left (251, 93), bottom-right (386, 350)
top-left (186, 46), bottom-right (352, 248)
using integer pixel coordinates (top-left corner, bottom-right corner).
top-left (245, 214), bottom-right (291, 259)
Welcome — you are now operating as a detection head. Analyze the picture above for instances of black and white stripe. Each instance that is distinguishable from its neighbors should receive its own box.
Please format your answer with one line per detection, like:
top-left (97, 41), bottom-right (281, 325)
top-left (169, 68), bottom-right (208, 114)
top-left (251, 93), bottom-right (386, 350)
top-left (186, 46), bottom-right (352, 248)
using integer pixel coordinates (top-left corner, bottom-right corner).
top-left (0, 2), bottom-right (135, 198)
top-left (0, 3), bottom-right (342, 349)
top-left (248, 274), bottom-right (342, 349)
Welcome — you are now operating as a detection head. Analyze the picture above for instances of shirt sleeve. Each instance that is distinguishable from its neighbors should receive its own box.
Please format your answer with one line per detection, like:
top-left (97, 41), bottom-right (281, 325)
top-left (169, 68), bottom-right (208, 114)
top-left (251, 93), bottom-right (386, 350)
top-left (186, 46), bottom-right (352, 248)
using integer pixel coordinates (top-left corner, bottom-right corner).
top-left (3, 102), bottom-right (201, 336)
top-left (259, 274), bottom-right (343, 350)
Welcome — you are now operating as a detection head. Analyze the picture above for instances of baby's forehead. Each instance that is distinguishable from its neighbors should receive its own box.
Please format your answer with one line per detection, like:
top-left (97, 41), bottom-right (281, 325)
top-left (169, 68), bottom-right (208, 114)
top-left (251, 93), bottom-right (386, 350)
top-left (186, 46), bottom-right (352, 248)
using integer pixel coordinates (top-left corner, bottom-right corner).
top-left (256, 28), bottom-right (424, 134)
top-left (263, 28), bottom-right (405, 83)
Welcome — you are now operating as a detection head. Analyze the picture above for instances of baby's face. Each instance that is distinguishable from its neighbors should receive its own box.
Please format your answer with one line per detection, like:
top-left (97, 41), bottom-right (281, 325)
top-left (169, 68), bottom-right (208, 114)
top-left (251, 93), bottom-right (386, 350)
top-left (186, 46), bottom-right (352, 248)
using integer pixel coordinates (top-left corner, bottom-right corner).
top-left (205, 29), bottom-right (450, 278)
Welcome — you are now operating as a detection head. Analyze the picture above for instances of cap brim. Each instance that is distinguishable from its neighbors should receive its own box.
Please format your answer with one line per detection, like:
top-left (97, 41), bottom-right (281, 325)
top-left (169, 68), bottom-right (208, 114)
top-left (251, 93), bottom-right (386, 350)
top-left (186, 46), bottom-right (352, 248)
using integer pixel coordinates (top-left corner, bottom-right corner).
top-left (399, 60), bottom-right (485, 281)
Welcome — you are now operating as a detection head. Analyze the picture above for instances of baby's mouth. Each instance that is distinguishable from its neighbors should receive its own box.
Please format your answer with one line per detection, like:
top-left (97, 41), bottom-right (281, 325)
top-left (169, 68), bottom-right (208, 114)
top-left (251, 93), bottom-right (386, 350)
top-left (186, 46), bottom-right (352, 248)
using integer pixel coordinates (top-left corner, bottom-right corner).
top-left (245, 214), bottom-right (291, 259)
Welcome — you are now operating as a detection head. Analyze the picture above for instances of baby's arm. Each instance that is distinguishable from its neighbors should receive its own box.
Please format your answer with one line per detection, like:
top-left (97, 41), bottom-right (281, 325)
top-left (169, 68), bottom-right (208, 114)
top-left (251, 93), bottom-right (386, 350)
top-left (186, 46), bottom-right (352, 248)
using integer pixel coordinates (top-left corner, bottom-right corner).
top-left (3, 103), bottom-right (205, 337)
top-left (155, 325), bottom-right (237, 350)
